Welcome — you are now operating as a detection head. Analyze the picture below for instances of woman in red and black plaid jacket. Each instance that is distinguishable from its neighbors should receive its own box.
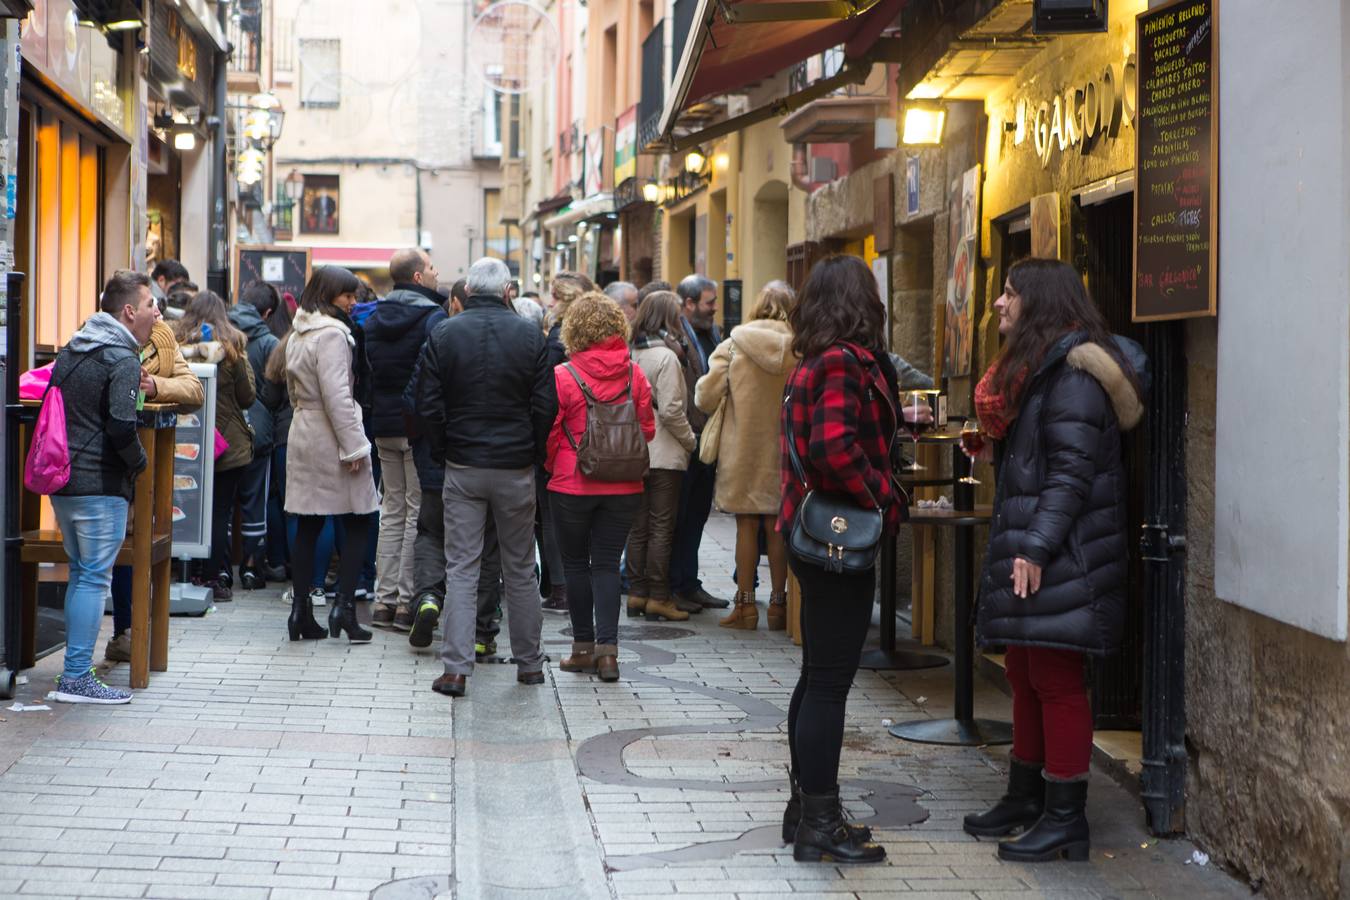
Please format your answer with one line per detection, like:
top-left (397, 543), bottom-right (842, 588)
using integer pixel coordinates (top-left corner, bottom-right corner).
top-left (778, 255), bottom-right (923, 866)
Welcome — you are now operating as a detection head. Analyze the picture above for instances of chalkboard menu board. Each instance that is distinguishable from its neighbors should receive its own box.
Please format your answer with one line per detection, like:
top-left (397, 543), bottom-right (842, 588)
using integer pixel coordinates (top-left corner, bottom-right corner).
top-left (171, 364), bottom-right (217, 559)
top-left (233, 244), bottom-right (312, 304)
top-left (1133, 0), bottom-right (1218, 321)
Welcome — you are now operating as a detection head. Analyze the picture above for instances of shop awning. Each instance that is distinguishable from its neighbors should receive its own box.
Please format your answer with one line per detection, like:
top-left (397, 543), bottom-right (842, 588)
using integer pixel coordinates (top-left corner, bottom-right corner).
top-left (656, 0), bottom-right (906, 151)
top-left (542, 194), bottom-right (615, 232)
top-left (311, 246), bottom-right (405, 269)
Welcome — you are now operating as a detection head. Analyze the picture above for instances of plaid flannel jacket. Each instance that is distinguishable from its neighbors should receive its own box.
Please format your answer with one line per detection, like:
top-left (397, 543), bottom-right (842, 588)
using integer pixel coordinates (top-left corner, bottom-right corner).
top-left (778, 343), bottom-right (905, 536)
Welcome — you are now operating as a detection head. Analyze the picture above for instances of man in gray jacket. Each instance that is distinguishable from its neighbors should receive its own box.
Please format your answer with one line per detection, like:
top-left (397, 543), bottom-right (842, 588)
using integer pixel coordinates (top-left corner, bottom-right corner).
top-left (49, 270), bottom-right (159, 704)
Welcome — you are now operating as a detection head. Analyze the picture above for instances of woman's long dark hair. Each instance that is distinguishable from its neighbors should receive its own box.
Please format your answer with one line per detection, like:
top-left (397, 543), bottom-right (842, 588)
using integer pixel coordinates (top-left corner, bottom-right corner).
top-left (789, 255), bottom-right (886, 359)
top-left (991, 258), bottom-right (1133, 406)
top-left (299, 265), bottom-right (360, 319)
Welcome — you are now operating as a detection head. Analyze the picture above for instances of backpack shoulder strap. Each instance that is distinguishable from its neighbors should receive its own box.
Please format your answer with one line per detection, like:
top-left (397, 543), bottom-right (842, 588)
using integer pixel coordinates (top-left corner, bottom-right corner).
top-left (561, 363), bottom-right (592, 451)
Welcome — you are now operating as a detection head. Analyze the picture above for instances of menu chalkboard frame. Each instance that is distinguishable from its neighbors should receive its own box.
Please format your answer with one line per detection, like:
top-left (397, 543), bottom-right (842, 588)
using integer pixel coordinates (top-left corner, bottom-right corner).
top-left (1133, 0), bottom-right (1219, 323)
top-left (232, 244), bottom-right (312, 305)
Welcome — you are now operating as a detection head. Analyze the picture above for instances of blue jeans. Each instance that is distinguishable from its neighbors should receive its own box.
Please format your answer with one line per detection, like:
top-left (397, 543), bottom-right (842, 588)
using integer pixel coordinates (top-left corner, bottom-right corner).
top-left (51, 495), bottom-right (128, 681)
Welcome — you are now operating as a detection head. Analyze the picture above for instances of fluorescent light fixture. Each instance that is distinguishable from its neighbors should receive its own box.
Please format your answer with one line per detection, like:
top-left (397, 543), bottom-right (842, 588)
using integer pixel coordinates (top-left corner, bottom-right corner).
top-left (173, 131), bottom-right (195, 151)
top-left (105, 19), bottom-right (144, 31)
top-left (902, 106), bottom-right (946, 145)
top-left (567, 234), bottom-right (578, 243)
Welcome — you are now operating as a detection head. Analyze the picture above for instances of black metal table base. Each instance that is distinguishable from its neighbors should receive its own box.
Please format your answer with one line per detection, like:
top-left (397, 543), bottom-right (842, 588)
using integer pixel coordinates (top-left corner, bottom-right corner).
top-left (888, 717), bottom-right (1013, 746)
top-left (859, 647), bottom-right (949, 671)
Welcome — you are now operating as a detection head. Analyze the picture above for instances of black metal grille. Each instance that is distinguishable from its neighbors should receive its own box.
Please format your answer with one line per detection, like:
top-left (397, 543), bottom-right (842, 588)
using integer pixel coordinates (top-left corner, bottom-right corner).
top-left (638, 20), bottom-right (664, 150)
top-left (1073, 192), bottom-right (1145, 731)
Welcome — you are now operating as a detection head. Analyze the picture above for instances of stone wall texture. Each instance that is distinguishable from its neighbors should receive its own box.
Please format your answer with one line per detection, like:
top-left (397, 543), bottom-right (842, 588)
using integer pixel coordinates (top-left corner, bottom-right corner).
top-left (1184, 320), bottom-right (1350, 900)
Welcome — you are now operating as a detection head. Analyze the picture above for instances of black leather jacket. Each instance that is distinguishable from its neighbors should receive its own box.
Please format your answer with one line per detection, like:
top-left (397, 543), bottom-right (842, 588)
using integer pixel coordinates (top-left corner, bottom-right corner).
top-left (976, 333), bottom-right (1149, 656)
top-left (415, 295), bottom-right (557, 469)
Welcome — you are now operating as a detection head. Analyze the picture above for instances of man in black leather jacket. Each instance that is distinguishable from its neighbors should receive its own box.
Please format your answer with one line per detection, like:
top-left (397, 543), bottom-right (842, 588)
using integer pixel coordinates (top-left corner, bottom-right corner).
top-left (416, 258), bottom-right (557, 697)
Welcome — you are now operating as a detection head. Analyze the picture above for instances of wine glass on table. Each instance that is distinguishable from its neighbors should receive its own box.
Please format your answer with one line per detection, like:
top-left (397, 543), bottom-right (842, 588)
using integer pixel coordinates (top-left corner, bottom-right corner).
top-left (900, 390), bottom-right (932, 472)
top-left (959, 417), bottom-right (984, 485)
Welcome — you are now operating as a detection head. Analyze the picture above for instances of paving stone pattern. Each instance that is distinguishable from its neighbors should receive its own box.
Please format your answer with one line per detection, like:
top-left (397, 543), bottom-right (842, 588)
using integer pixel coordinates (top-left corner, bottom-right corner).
top-left (0, 513), bottom-right (1254, 899)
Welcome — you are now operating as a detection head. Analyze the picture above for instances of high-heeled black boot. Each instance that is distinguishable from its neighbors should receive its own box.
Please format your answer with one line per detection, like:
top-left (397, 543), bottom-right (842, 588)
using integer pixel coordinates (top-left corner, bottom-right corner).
top-left (781, 770), bottom-right (872, 843)
top-left (329, 592), bottom-right (373, 644)
top-left (963, 758), bottom-right (1045, 837)
top-left (287, 589), bottom-right (328, 641)
top-left (793, 788), bottom-right (886, 864)
top-left (996, 778), bottom-right (1090, 862)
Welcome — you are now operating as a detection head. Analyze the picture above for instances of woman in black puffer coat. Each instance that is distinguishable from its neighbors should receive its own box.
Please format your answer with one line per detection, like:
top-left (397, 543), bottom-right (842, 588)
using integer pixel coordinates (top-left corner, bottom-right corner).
top-left (962, 259), bottom-right (1147, 865)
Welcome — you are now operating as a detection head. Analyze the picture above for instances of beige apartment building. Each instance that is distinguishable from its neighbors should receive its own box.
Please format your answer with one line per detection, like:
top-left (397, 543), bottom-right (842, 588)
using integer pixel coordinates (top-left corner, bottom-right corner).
top-left (267, 0), bottom-right (504, 287)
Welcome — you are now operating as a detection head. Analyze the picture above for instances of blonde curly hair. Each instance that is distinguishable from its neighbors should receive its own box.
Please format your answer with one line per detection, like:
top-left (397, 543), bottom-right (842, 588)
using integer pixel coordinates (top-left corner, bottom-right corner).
top-left (548, 271), bottom-right (595, 328)
top-left (561, 291), bottom-right (629, 355)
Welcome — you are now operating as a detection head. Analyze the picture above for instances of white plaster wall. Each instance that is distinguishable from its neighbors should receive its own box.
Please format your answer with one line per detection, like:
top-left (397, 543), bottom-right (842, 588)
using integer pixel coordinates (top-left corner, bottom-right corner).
top-left (1213, 0), bottom-right (1350, 640)
top-left (179, 142), bottom-right (210, 284)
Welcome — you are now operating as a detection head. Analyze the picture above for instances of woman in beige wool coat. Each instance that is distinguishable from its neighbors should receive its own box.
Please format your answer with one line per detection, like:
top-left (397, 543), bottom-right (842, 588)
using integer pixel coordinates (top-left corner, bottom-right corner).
top-left (283, 265), bottom-right (379, 645)
top-left (695, 281), bottom-right (797, 631)
top-left (626, 291), bottom-right (697, 624)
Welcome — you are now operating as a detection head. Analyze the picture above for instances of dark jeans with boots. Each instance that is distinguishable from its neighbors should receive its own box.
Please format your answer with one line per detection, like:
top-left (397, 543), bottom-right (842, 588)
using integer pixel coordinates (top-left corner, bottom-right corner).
top-left (550, 491), bottom-right (640, 647)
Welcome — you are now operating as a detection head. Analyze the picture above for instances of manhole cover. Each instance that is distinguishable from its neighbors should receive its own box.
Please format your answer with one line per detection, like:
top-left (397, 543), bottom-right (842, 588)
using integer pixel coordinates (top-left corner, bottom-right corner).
top-left (562, 625), bottom-right (694, 641)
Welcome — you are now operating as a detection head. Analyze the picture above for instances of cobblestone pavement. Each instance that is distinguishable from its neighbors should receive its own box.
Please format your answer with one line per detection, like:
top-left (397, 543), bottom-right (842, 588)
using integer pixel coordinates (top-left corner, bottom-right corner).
top-left (0, 513), bottom-right (1254, 899)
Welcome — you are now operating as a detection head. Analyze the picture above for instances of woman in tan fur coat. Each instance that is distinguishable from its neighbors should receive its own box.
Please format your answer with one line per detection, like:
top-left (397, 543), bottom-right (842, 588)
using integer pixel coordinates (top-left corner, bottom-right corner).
top-left (694, 281), bottom-right (797, 630)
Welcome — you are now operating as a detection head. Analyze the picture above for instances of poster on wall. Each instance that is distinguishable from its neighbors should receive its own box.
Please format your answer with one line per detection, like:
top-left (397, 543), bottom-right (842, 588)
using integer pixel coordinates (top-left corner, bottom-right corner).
top-left (943, 165), bottom-right (980, 378)
top-left (301, 175), bottom-right (339, 235)
top-left (1030, 191), bottom-right (1061, 259)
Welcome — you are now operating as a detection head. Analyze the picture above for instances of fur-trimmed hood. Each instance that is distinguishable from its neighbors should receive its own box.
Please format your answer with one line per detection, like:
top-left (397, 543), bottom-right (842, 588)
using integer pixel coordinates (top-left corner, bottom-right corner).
top-left (1066, 342), bottom-right (1145, 431)
top-left (291, 306), bottom-right (355, 346)
top-left (728, 319), bottom-right (795, 375)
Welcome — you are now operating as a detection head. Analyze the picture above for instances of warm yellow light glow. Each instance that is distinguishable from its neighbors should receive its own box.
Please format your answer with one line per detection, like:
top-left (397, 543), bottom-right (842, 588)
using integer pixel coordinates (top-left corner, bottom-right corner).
top-left (173, 131), bottom-right (195, 151)
top-left (902, 107), bottom-right (946, 145)
top-left (237, 168), bottom-right (262, 186)
top-left (238, 148), bottom-right (265, 167)
top-left (642, 182), bottom-right (660, 203)
top-left (907, 82), bottom-right (943, 100)
top-left (105, 19), bottom-right (143, 31)
top-left (714, 152), bottom-right (729, 171)
top-left (250, 92), bottom-right (280, 109)
top-left (684, 151), bottom-right (706, 173)
top-left (243, 111), bottom-right (271, 141)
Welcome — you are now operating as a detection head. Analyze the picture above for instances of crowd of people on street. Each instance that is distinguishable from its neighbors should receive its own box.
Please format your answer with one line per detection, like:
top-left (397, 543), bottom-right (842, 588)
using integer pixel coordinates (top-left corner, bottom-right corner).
top-left (36, 248), bottom-right (1146, 867)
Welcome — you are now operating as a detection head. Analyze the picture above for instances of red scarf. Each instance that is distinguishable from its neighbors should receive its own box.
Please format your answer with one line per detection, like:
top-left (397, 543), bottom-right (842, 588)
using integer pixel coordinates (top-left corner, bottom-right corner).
top-left (975, 362), bottom-right (1027, 440)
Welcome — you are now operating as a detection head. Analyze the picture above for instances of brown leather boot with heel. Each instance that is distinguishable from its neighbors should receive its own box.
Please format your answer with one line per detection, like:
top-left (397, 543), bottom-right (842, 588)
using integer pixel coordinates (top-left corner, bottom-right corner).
top-left (644, 597), bottom-right (689, 621)
top-left (560, 641), bottom-right (597, 673)
top-left (719, 591), bottom-right (759, 630)
top-left (766, 591), bottom-right (788, 631)
top-left (594, 644), bottom-right (620, 682)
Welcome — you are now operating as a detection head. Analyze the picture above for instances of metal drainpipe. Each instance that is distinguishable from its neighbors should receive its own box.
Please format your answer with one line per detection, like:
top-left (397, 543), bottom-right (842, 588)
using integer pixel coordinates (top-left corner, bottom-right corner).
top-left (207, 37), bottom-right (229, 297)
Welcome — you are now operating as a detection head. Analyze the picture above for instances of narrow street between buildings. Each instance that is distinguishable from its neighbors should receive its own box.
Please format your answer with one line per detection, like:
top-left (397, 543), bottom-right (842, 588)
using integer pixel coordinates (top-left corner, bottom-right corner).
top-left (0, 515), bottom-right (1254, 899)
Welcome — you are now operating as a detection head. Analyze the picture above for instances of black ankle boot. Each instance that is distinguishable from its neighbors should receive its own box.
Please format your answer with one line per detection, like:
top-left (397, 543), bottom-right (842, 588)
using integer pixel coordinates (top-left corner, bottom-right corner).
top-left (793, 788), bottom-right (886, 864)
top-left (964, 758), bottom-right (1045, 837)
top-left (329, 592), bottom-right (373, 644)
top-left (997, 778), bottom-right (1090, 863)
top-left (288, 590), bottom-right (328, 641)
top-left (782, 770), bottom-right (872, 843)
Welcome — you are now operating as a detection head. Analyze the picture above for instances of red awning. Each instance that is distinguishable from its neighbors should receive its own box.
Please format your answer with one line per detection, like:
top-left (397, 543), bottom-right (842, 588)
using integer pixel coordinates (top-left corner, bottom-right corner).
top-left (310, 246), bottom-right (406, 269)
top-left (658, 0), bottom-right (905, 142)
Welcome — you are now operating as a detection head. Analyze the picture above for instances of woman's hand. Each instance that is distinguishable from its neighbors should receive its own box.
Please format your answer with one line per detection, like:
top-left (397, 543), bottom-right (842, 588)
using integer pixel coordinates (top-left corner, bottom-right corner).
top-left (1012, 557), bottom-right (1042, 598)
top-left (900, 403), bottom-right (933, 426)
top-left (347, 458), bottom-right (364, 474)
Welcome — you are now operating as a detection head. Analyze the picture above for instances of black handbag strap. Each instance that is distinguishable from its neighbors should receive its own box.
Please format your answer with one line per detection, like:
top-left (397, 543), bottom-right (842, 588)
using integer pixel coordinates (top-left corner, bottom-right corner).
top-left (783, 348), bottom-right (894, 511)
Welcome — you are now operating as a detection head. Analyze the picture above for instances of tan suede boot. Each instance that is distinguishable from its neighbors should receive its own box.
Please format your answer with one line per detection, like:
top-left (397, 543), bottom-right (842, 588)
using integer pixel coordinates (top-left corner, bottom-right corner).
top-left (560, 641), bottom-right (597, 673)
top-left (644, 598), bottom-right (690, 621)
top-left (766, 591), bottom-right (787, 631)
top-left (627, 594), bottom-right (649, 618)
top-left (594, 644), bottom-right (620, 682)
top-left (719, 591), bottom-right (759, 630)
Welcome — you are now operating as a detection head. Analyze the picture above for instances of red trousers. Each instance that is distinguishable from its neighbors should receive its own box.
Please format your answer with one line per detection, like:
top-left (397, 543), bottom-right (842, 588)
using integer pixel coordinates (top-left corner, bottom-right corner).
top-left (1004, 645), bottom-right (1092, 779)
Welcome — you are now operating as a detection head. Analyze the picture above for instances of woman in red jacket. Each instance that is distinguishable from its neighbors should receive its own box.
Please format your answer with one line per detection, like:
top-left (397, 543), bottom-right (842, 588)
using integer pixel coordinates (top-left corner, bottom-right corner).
top-left (546, 292), bottom-right (656, 682)
top-left (779, 255), bottom-right (924, 866)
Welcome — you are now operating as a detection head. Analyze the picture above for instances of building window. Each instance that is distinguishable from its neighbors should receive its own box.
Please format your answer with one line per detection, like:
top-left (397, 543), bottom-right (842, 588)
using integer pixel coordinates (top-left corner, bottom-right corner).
top-left (300, 174), bottom-right (340, 235)
top-left (484, 188), bottom-right (520, 275)
top-left (481, 81), bottom-right (503, 158)
top-left (299, 39), bottom-right (340, 108)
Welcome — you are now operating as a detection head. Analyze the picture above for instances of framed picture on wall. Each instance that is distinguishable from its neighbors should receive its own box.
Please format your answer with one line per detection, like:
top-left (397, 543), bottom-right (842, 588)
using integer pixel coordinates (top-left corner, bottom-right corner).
top-left (301, 174), bottom-right (340, 235)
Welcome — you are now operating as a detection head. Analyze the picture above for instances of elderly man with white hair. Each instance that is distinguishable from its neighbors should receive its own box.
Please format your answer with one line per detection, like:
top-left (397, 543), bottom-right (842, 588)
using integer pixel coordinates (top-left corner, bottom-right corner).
top-left (415, 257), bottom-right (557, 698)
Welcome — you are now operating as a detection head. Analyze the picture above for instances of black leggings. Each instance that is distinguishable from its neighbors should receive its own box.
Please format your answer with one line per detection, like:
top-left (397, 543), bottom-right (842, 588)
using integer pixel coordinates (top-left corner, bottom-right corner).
top-left (550, 491), bottom-right (641, 647)
top-left (291, 513), bottom-right (371, 603)
top-left (210, 466), bottom-right (246, 579)
top-left (787, 555), bottom-right (876, 795)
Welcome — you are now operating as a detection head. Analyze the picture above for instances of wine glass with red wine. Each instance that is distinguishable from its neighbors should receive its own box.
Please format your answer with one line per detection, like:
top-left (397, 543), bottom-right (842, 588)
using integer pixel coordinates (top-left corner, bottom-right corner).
top-left (959, 417), bottom-right (984, 485)
top-left (900, 391), bottom-right (932, 472)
